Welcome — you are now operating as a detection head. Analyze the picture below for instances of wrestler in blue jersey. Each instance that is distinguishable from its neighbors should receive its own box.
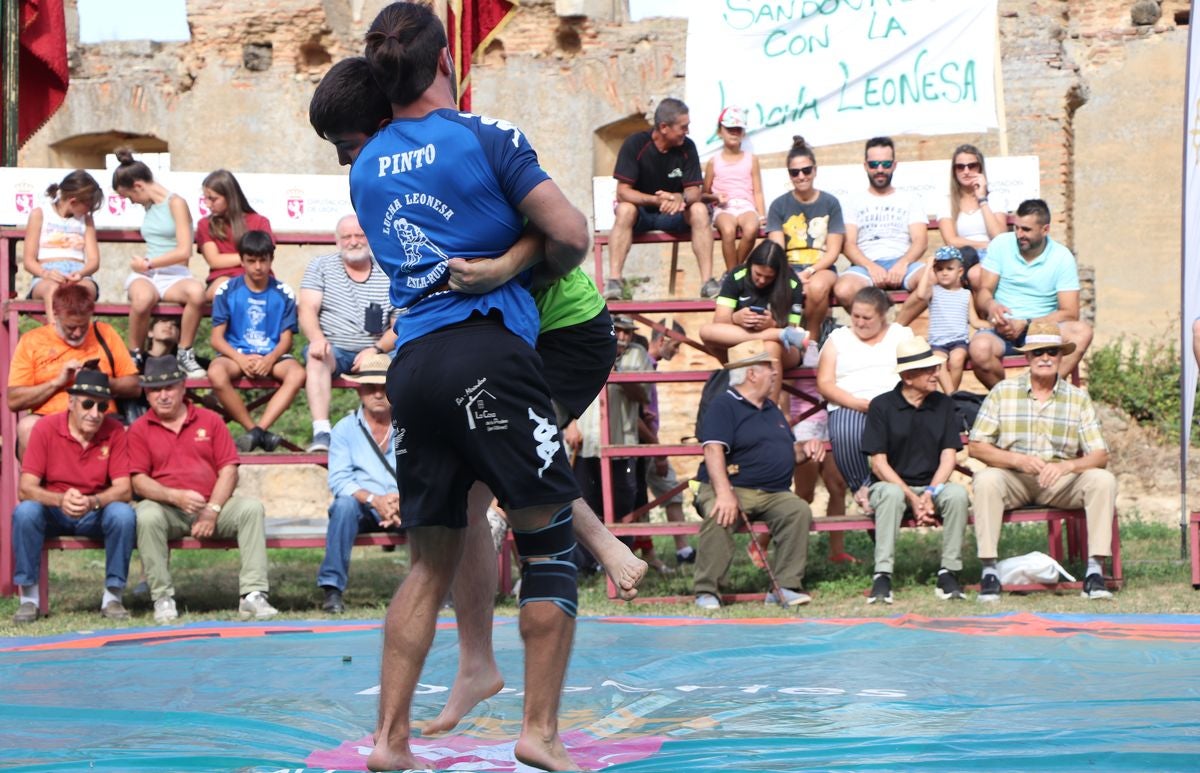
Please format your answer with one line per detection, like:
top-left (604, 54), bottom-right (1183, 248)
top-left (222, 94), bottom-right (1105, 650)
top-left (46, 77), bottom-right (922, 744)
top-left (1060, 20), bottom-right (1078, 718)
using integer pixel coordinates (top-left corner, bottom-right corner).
top-left (211, 275), bottom-right (298, 355)
top-left (349, 109), bottom-right (548, 349)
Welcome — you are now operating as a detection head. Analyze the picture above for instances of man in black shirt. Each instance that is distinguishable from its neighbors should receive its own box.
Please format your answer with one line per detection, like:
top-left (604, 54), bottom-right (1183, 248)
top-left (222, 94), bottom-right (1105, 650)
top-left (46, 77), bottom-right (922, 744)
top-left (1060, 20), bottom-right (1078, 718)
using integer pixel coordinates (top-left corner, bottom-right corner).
top-left (606, 97), bottom-right (717, 300)
top-left (861, 337), bottom-right (969, 604)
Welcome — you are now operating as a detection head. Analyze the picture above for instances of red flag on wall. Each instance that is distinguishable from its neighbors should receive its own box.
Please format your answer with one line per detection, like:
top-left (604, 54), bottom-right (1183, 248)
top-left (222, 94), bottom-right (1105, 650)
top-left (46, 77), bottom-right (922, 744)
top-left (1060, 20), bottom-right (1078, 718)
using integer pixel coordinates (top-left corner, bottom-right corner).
top-left (447, 0), bottom-right (516, 112)
top-left (18, 0), bottom-right (70, 145)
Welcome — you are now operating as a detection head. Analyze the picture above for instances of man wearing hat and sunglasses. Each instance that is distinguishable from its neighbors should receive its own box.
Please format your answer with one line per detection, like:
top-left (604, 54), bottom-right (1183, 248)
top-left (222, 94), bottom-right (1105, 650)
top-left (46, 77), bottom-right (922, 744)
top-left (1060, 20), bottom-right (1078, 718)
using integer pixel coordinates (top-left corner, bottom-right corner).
top-left (861, 337), bottom-right (970, 604)
top-left (127, 356), bottom-right (277, 623)
top-left (692, 340), bottom-right (818, 610)
top-left (968, 321), bottom-right (1117, 601)
top-left (316, 352), bottom-right (402, 614)
top-left (10, 368), bottom-right (137, 623)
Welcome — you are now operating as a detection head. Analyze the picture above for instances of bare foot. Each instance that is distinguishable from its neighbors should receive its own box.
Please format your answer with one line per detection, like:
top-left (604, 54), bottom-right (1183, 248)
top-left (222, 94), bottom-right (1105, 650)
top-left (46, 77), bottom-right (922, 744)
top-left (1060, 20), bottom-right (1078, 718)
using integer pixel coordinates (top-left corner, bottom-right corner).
top-left (420, 667), bottom-right (504, 736)
top-left (515, 731), bottom-right (579, 771)
top-left (594, 541), bottom-right (647, 601)
top-left (366, 735), bottom-right (420, 772)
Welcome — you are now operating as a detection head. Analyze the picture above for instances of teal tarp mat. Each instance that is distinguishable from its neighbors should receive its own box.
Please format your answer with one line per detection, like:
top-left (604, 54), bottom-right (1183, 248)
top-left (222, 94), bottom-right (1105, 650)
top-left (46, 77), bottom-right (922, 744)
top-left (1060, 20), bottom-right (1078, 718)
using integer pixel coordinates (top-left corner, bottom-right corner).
top-left (1, 614), bottom-right (1199, 771)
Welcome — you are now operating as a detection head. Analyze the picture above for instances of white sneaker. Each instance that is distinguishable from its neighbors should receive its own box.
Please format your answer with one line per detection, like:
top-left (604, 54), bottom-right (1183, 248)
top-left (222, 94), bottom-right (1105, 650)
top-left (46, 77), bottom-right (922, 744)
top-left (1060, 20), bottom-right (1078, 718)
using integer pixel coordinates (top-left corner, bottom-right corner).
top-left (153, 596), bottom-right (178, 624)
top-left (238, 591), bottom-right (278, 620)
top-left (176, 348), bottom-right (207, 379)
top-left (695, 593), bottom-right (721, 610)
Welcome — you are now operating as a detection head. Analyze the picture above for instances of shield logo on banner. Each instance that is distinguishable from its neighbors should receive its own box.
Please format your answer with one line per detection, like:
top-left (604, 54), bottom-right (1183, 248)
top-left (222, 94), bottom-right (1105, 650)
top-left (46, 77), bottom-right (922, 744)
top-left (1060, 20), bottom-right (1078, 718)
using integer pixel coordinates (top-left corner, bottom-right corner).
top-left (287, 197), bottom-right (305, 220)
top-left (107, 194), bottom-right (126, 215)
top-left (198, 197), bottom-right (210, 217)
top-left (14, 192), bottom-right (33, 215)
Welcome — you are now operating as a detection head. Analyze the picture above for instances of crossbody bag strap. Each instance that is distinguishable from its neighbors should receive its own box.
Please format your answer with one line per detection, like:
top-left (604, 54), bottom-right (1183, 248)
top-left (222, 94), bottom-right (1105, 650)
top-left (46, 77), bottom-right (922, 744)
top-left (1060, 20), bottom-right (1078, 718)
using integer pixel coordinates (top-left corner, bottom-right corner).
top-left (356, 417), bottom-right (395, 474)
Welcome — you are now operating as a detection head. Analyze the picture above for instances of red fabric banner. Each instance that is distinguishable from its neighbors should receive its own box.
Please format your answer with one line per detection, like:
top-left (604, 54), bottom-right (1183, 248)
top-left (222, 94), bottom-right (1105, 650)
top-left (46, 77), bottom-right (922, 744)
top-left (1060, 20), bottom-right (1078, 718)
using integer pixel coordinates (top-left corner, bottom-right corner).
top-left (17, 0), bottom-right (70, 146)
top-left (450, 0), bottom-right (515, 112)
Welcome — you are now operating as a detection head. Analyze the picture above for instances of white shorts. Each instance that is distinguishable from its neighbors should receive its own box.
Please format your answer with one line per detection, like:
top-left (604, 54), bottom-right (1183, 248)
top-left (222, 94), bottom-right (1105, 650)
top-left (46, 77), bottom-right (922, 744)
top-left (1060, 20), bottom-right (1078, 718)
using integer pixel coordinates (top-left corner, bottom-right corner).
top-left (125, 266), bottom-right (196, 298)
top-left (792, 409), bottom-right (830, 443)
top-left (646, 460), bottom-right (684, 505)
top-left (712, 198), bottom-right (759, 222)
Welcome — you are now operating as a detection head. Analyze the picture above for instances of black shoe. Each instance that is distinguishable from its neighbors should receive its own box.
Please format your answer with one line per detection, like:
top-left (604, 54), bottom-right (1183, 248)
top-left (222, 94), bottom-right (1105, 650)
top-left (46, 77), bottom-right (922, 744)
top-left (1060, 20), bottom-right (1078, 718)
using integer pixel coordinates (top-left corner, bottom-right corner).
top-left (935, 570), bottom-right (965, 600)
top-left (867, 573), bottom-right (892, 605)
top-left (978, 572), bottom-right (1002, 602)
top-left (321, 586), bottom-right (345, 614)
top-left (1081, 573), bottom-right (1113, 600)
top-left (258, 429), bottom-right (282, 452)
top-left (675, 546), bottom-right (696, 564)
top-left (235, 427), bottom-right (263, 453)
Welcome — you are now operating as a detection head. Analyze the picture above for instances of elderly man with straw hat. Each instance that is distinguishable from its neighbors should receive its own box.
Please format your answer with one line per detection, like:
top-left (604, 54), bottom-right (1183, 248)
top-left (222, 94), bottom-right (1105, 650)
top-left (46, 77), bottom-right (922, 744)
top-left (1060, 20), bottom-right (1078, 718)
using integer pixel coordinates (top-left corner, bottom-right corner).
top-left (861, 337), bottom-right (969, 605)
top-left (128, 355), bottom-right (276, 624)
top-left (316, 352), bottom-right (402, 614)
top-left (693, 340), bottom-right (820, 610)
top-left (968, 321), bottom-right (1117, 602)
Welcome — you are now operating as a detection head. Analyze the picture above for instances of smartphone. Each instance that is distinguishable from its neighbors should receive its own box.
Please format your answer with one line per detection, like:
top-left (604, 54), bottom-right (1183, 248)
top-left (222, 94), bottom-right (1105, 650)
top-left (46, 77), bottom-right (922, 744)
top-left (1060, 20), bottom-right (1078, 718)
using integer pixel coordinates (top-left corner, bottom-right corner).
top-left (748, 305), bottom-right (766, 314)
top-left (81, 358), bottom-right (101, 369)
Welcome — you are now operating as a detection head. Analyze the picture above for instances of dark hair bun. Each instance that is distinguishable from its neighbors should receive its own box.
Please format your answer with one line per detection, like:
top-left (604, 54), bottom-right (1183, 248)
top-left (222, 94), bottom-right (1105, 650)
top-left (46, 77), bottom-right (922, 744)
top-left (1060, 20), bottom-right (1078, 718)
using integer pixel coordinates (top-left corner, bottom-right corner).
top-left (114, 147), bottom-right (136, 165)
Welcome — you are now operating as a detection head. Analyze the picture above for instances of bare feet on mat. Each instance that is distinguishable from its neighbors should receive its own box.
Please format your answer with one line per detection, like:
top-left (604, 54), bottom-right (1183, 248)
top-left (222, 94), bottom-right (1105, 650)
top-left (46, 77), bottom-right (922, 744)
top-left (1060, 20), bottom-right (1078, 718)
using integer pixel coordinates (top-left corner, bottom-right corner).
top-left (366, 735), bottom-right (420, 772)
top-left (421, 667), bottom-right (505, 735)
top-left (515, 731), bottom-right (578, 772)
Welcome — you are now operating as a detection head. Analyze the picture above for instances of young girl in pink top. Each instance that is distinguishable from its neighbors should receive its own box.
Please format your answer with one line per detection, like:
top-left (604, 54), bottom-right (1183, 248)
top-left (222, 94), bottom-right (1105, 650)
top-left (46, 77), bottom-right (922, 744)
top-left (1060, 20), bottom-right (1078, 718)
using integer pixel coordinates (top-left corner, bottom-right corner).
top-left (702, 107), bottom-right (765, 272)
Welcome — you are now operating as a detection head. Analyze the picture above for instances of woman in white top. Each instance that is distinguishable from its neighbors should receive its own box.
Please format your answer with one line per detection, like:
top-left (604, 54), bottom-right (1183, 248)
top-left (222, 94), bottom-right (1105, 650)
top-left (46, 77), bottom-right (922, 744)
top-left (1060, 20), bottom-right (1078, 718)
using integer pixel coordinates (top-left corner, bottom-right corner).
top-left (938, 144), bottom-right (1007, 288)
top-left (22, 170), bottom-right (103, 323)
top-left (817, 286), bottom-right (913, 512)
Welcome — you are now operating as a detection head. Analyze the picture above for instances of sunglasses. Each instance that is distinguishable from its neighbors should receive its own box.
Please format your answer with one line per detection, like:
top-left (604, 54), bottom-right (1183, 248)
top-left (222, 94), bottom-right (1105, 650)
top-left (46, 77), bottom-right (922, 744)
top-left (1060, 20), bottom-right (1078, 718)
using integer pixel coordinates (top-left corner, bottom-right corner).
top-left (788, 165), bottom-right (815, 177)
top-left (867, 160), bottom-right (894, 170)
top-left (954, 161), bottom-right (982, 172)
top-left (1029, 347), bottom-right (1061, 358)
top-left (80, 398), bottom-right (109, 412)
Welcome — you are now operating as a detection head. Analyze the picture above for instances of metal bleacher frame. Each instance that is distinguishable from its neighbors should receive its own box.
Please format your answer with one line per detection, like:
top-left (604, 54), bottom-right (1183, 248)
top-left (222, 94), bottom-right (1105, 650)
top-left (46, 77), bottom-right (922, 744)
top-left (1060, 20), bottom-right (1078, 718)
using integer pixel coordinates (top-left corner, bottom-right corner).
top-left (590, 221), bottom-right (1122, 604)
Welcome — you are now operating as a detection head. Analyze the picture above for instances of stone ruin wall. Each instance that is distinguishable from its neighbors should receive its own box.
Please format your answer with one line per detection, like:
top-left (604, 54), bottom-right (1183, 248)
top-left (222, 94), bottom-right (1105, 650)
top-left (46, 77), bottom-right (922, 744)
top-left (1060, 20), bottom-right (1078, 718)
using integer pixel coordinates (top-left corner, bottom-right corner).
top-left (15, 0), bottom-right (1191, 515)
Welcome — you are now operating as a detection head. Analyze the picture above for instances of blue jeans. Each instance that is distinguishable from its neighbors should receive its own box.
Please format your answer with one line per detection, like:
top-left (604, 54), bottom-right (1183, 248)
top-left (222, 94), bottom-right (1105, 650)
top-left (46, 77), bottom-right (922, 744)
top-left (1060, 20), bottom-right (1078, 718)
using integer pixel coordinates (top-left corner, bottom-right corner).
top-left (12, 500), bottom-right (136, 590)
top-left (302, 343), bottom-right (361, 378)
top-left (316, 495), bottom-right (401, 591)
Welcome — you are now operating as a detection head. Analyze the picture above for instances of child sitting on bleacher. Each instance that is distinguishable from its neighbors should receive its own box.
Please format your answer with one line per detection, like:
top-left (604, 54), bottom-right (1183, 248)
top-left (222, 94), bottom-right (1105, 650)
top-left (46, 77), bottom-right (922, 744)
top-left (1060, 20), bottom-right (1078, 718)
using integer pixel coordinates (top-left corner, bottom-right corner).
top-left (207, 230), bottom-right (306, 453)
top-left (197, 169), bottom-right (274, 301)
top-left (701, 106), bottom-right (765, 273)
top-left (21, 170), bottom-right (103, 323)
top-left (910, 245), bottom-right (977, 393)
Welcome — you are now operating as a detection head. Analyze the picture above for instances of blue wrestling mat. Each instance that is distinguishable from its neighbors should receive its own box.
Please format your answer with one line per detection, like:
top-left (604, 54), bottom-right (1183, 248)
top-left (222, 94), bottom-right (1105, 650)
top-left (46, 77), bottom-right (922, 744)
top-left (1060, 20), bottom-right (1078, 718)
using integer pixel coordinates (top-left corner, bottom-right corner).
top-left (1, 614), bottom-right (1199, 771)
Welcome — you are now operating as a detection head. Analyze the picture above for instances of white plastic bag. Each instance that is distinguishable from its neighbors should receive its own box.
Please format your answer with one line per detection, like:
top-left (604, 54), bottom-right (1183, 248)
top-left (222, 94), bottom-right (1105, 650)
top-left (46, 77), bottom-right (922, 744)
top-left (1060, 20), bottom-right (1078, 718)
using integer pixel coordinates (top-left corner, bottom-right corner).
top-left (995, 551), bottom-right (1076, 585)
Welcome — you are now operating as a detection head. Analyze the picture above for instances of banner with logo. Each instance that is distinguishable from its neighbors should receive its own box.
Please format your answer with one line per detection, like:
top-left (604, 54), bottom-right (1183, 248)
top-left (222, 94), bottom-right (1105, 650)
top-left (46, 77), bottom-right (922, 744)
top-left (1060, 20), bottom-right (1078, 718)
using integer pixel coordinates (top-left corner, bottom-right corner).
top-left (0, 167), bottom-right (352, 233)
top-left (1182, 0), bottom-right (1199, 529)
top-left (684, 0), bottom-right (999, 156)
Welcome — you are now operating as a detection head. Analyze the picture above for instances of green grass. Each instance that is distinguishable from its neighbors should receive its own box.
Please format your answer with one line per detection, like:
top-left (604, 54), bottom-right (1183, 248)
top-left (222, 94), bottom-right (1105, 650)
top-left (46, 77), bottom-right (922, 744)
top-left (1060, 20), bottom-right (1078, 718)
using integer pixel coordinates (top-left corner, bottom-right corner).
top-left (3, 519), bottom-right (1197, 637)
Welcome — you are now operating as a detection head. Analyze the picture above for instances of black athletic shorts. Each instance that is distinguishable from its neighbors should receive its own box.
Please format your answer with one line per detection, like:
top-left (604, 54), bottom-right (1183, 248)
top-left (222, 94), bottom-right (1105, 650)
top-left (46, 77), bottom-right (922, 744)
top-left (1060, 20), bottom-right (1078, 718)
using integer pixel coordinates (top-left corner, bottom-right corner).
top-left (387, 314), bottom-right (581, 529)
top-left (536, 308), bottom-right (617, 421)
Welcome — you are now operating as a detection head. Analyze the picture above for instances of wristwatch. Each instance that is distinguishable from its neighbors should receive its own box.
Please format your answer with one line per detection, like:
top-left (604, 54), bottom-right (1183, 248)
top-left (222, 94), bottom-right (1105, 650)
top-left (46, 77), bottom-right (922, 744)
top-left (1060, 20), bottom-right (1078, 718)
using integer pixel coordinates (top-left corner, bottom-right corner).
top-left (366, 493), bottom-right (375, 507)
top-left (928, 484), bottom-right (945, 498)
top-left (206, 502), bottom-right (222, 515)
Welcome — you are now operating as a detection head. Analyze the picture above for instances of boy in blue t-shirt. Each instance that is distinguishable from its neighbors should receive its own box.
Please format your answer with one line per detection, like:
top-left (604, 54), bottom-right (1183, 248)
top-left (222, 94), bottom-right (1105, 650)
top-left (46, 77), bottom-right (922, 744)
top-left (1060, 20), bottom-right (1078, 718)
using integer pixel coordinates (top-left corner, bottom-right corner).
top-left (207, 230), bottom-right (306, 452)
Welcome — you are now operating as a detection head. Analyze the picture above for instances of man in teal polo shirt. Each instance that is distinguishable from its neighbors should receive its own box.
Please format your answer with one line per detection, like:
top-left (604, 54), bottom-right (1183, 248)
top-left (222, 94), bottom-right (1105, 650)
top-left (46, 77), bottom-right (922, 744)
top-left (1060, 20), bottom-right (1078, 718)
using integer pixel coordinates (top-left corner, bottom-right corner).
top-left (968, 198), bottom-right (1092, 388)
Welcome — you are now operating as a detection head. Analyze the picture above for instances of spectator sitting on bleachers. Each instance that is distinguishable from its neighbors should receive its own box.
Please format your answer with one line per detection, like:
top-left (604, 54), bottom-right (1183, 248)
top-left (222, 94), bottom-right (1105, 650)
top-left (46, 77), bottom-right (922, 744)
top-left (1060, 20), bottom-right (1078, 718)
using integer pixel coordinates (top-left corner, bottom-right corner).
top-left (316, 353), bottom-right (402, 614)
top-left (21, 169), bottom-right (102, 324)
top-left (111, 147), bottom-right (207, 379)
top-left (693, 340), bottom-right (817, 610)
top-left (833, 136), bottom-right (928, 310)
top-left (128, 355), bottom-right (278, 623)
top-left (766, 135), bottom-right (843, 342)
top-left (699, 240), bottom-right (808, 403)
top-left (207, 230), bottom-right (306, 453)
top-left (299, 213), bottom-right (397, 453)
top-left (900, 246), bottom-right (976, 393)
top-left (937, 143), bottom-right (1007, 288)
top-left (861, 337), bottom-right (969, 605)
top-left (7, 284), bottom-right (140, 454)
top-left (197, 169), bottom-right (274, 301)
top-left (816, 287), bottom-right (913, 515)
top-left (604, 97), bottom-right (718, 300)
top-left (967, 321), bottom-right (1117, 603)
top-left (10, 369), bottom-right (136, 624)
top-left (968, 198), bottom-right (1092, 388)
top-left (701, 106), bottom-right (765, 273)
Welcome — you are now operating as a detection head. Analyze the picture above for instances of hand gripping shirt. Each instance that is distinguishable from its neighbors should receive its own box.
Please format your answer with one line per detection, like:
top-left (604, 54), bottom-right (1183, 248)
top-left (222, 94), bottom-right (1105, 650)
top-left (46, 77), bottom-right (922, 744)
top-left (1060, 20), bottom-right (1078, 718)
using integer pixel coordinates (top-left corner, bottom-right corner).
top-left (349, 109), bottom-right (550, 349)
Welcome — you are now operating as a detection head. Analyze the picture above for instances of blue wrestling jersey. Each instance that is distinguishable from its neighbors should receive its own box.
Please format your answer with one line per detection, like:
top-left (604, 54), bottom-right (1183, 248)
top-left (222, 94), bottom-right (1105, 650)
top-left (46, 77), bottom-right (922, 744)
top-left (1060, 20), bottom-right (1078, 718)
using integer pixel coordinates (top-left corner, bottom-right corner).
top-left (211, 276), bottom-right (298, 356)
top-left (349, 109), bottom-right (550, 349)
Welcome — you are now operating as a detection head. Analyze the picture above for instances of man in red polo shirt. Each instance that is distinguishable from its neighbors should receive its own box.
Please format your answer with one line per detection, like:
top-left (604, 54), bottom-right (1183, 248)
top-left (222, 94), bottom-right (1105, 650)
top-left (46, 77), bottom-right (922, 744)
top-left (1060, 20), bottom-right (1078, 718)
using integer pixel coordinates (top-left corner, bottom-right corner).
top-left (11, 369), bottom-right (136, 624)
top-left (127, 356), bottom-right (277, 624)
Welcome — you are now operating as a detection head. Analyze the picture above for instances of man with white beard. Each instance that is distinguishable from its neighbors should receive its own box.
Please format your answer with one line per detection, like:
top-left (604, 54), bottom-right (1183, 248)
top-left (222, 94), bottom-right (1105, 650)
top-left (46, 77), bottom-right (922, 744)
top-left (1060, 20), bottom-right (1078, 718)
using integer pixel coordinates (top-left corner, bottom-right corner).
top-left (299, 214), bottom-right (398, 452)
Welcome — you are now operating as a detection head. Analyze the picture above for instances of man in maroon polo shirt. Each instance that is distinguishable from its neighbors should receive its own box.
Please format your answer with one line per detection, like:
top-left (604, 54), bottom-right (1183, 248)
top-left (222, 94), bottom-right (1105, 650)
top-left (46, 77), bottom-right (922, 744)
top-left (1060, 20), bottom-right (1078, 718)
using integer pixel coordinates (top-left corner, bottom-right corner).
top-left (127, 356), bottom-right (277, 624)
top-left (11, 369), bottom-right (136, 624)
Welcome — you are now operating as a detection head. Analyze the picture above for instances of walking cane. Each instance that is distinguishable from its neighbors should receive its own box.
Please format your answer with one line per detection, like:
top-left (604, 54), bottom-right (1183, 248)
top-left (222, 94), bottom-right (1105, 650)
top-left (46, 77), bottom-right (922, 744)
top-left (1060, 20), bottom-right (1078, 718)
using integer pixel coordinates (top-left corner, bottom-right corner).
top-left (738, 509), bottom-right (788, 608)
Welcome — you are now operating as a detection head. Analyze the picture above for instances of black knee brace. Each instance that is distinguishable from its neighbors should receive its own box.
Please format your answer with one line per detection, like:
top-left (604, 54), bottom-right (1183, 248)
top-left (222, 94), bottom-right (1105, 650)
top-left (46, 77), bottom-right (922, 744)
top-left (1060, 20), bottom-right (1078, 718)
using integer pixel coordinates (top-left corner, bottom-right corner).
top-left (511, 505), bottom-right (578, 617)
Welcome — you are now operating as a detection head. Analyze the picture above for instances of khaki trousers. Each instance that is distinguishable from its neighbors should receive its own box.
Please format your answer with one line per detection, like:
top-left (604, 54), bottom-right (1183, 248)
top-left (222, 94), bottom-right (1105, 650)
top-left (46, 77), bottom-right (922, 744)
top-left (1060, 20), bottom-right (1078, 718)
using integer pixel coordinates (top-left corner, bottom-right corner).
top-left (135, 496), bottom-right (269, 601)
top-left (972, 467), bottom-right (1116, 560)
top-left (867, 482), bottom-right (969, 574)
top-left (694, 484), bottom-right (811, 596)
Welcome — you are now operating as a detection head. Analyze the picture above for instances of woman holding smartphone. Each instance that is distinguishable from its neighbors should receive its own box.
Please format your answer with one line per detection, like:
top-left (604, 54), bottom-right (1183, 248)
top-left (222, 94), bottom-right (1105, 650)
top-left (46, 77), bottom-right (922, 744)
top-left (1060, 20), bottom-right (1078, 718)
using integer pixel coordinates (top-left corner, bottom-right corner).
top-left (699, 240), bottom-right (807, 402)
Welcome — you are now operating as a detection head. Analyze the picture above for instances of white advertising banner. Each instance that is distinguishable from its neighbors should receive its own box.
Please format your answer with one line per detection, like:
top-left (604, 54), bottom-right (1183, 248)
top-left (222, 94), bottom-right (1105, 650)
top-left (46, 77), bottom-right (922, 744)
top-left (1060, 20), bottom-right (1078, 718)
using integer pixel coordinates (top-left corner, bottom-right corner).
top-left (684, 0), bottom-right (1000, 156)
top-left (1181, 0), bottom-right (1199, 526)
top-left (0, 167), bottom-right (352, 234)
